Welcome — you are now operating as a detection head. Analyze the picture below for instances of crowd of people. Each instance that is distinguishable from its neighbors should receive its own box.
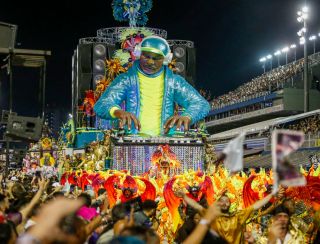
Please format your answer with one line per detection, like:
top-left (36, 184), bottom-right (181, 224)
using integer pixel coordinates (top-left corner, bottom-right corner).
top-left (210, 59), bottom-right (304, 110)
top-left (288, 114), bottom-right (320, 135)
top-left (1, 163), bottom-right (320, 244)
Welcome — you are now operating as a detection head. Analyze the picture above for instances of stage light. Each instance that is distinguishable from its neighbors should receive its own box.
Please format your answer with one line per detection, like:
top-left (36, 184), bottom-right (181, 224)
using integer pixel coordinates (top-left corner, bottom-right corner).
top-left (302, 6), bottom-right (308, 13)
top-left (297, 6), bottom-right (309, 112)
top-left (266, 54), bottom-right (272, 59)
top-left (309, 35), bottom-right (317, 41)
top-left (290, 44), bottom-right (296, 49)
top-left (259, 57), bottom-right (266, 62)
top-left (281, 47), bottom-right (289, 53)
top-left (274, 50), bottom-right (281, 56)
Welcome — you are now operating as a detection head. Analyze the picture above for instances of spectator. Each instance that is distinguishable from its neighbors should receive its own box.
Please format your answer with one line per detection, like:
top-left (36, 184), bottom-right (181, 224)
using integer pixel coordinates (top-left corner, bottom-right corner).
top-left (133, 200), bottom-right (158, 229)
top-left (258, 205), bottom-right (304, 244)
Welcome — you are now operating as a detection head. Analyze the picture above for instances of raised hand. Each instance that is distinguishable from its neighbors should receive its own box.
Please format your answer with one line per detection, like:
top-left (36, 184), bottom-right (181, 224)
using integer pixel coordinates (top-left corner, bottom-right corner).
top-left (174, 189), bottom-right (186, 198)
top-left (268, 219), bottom-right (286, 243)
top-left (27, 198), bottom-right (84, 243)
top-left (38, 177), bottom-right (49, 191)
top-left (276, 185), bottom-right (286, 199)
top-left (164, 115), bottom-right (191, 134)
top-left (203, 202), bottom-right (221, 222)
top-left (114, 109), bottom-right (141, 131)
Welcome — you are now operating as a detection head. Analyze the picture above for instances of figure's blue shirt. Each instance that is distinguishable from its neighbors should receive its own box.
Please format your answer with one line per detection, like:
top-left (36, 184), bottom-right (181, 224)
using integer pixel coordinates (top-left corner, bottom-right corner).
top-left (94, 61), bottom-right (210, 135)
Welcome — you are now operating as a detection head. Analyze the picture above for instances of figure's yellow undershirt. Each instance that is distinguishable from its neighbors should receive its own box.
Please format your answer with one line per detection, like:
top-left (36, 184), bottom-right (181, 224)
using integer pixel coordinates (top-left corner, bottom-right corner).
top-left (137, 70), bottom-right (164, 136)
top-left (109, 70), bottom-right (164, 136)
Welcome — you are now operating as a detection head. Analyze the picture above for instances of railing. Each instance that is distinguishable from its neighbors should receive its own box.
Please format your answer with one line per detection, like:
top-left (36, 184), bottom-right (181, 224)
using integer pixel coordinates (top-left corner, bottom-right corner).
top-left (264, 132), bottom-right (320, 151)
top-left (206, 104), bottom-right (284, 126)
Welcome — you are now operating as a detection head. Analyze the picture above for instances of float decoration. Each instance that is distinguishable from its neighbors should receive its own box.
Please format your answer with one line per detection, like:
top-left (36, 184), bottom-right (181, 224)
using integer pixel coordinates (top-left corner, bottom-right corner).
top-left (112, 0), bottom-right (153, 27)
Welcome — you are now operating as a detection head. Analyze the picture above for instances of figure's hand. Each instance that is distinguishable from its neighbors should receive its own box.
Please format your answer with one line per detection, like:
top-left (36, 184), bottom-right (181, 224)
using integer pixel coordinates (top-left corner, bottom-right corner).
top-left (276, 185), bottom-right (286, 199)
top-left (38, 177), bottom-right (50, 191)
top-left (202, 202), bottom-right (221, 223)
top-left (114, 110), bottom-right (141, 131)
top-left (268, 219), bottom-right (285, 243)
top-left (27, 198), bottom-right (84, 243)
top-left (174, 189), bottom-right (186, 198)
top-left (164, 115), bottom-right (191, 134)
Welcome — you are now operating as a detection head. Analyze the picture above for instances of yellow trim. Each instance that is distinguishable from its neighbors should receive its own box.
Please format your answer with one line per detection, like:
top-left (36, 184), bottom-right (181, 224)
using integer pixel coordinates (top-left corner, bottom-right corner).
top-left (141, 47), bottom-right (165, 57)
top-left (109, 106), bottom-right (121, 118)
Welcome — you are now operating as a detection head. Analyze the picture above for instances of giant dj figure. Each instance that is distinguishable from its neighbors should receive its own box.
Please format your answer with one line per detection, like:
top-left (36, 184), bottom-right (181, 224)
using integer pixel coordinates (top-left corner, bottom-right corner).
top-left (94, 36), bottom-right (210, 136)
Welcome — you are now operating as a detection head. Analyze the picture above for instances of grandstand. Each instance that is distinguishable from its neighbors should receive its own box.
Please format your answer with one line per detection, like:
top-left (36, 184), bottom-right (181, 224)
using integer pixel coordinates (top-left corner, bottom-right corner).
top-left (208, 109), bottom-right (320, 168)
top-left (206, 52), bottom-right (320, 134)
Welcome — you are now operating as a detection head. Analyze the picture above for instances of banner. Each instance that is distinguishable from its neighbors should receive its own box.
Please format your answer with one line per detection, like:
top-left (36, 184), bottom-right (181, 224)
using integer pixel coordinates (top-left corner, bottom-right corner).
top-left (223, 132), bottom-right (246, 173)
top-left (272, 130), bottom-right (306, 191)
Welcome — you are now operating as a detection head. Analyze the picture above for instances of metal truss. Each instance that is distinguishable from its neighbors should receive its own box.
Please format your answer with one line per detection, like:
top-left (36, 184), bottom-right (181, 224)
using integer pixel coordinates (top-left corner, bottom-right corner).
top-left (167, 40), bottom-right (194, 48)
top-left (79, 37), bottom-right (116, 45)
top-left (96, 27), bottom-right (167, 42)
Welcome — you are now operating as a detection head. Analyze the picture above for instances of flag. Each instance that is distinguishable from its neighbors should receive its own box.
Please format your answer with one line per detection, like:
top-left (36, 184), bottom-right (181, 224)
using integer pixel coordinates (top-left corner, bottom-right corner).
top-left (272, 129), bottom-right (306, 191)
top-left (223, 132), bottom-right (246, 173)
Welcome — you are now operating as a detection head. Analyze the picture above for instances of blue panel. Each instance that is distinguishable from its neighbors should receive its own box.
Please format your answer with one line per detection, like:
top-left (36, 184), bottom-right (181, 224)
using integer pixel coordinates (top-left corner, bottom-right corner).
top-left (75, 130), bottom-right (104, 148)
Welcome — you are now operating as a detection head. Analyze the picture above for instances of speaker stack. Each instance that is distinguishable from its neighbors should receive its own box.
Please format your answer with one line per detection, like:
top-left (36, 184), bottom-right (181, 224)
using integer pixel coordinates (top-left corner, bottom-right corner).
top-left (5, 114), bottom-right (43, 141)
top-left (0, 22), bottom-right (17, 49)
top-left (72, 37), bottom-right (116, 125)
top-left (168, 40), bottom-right (196, 86)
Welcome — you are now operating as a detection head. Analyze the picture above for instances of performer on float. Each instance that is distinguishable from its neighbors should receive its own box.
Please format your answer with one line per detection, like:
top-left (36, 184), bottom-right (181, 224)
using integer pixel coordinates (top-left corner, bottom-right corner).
top-left (94, 36), bottom-right (210, 136)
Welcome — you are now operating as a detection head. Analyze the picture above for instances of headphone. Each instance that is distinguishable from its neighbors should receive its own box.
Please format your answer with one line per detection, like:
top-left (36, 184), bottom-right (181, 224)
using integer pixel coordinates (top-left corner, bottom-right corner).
top-left (134, 35), bottom-right (173, 65)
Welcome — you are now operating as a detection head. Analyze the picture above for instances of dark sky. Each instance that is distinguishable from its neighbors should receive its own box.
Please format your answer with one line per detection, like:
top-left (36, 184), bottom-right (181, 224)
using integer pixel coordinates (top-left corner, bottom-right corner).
top-left (0, 0), bottom-right (320, 118)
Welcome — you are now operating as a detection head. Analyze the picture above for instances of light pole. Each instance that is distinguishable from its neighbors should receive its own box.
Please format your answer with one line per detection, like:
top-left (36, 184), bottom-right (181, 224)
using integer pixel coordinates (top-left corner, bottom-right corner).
top-left (274, 50), bottom-right (281, 66)
top-left (309, 35), bottom-right (317, 54)
top-left (290, 44), bottom-right (297, 61)
top-left (259, 57), bottom-right (267, 73)
top-left (281, 46), bottom-right (289, 65)
top-left (266, 54), bottom-right (273, 70)
top-left (297, 6), bottom-right (309, 112)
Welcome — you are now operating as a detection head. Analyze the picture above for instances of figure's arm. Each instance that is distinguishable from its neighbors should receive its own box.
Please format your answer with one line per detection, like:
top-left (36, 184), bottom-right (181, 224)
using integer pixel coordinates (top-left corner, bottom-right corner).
top-left (173, 75), bottom-right (211, 124)
top-left (175, 190), bottom-right (206, 216)
top-left (252, 193), bottom-right (274, 210)
top-left (183, 203), bottom-right (221, 244)
top-left (93, 74), bottom-right (128, 120)
top-left (77, 159), bottom-right (87, 169)
top-left (18, 178), bottom-right (49, 233)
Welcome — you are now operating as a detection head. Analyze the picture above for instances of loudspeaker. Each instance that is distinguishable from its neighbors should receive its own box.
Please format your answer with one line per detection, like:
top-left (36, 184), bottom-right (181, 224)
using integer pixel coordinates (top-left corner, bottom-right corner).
top-left (1, 111), bottom-right (17, 124)
top-left (6, 114), bottom-right (43, 141)
top-left (0, 22), bottom-right (17, 49)
top-left (186, 48), bottom-right (196, 85)
top-left (75, 43), bottom-right (116, 105)
top-left (170, 43), bottom-right (196, 86)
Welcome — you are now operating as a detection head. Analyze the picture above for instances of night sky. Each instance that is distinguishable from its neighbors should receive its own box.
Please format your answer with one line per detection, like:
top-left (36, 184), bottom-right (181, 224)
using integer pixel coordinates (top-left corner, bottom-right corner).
top-left (0, 0), bottom-right (320, 119)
